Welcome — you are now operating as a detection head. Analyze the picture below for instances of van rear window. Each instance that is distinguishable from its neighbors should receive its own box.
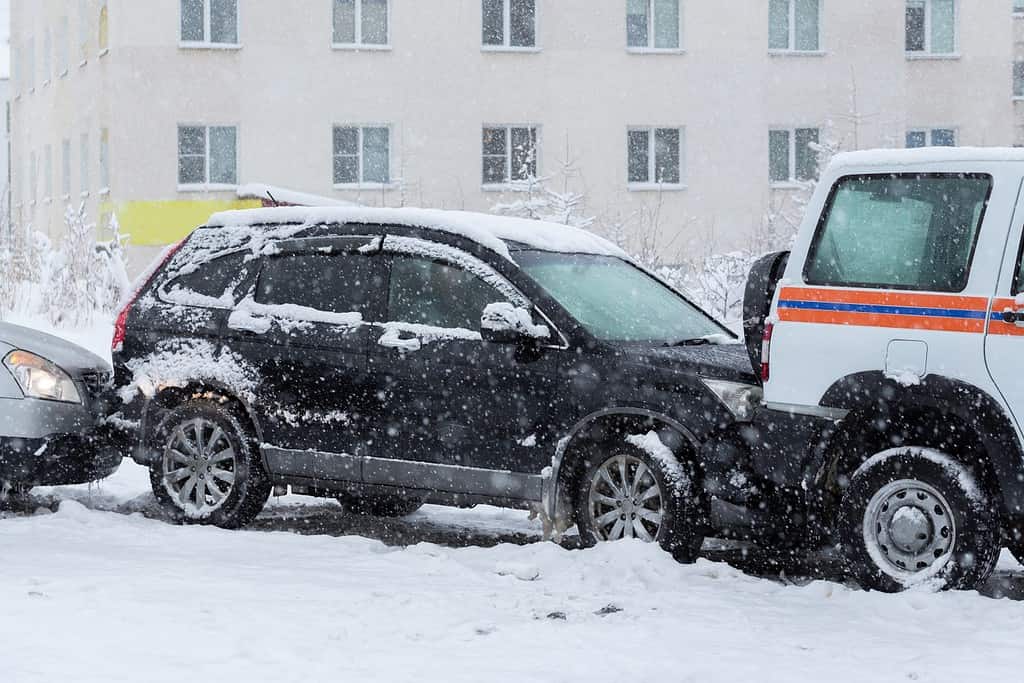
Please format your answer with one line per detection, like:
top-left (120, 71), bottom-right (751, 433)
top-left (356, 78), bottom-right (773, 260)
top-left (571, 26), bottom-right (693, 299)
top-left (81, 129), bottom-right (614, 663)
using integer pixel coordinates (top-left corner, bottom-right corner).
top-left (804, 174), bottom-right (992, 292)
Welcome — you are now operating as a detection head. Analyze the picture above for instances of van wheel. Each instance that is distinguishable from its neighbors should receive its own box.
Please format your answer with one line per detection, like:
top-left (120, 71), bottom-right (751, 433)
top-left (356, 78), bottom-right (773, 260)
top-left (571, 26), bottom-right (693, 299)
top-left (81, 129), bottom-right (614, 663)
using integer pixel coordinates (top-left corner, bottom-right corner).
top-left (575, 436), bottom-right (706, 562)
top-left (337, 492), bottom-right (423, 518)
top-left (150, 400), bottom-right (271, 529)
top-left (837, 447), bottom-right (999, 592)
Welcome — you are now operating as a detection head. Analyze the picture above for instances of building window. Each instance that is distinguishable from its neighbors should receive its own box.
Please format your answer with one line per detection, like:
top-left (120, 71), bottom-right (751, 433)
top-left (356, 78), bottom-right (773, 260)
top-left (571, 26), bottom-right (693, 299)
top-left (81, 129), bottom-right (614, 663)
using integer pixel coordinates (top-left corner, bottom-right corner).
top-left (1015, 61), bottom-right (1024, 98)
top-left (333, 126), bottom-right (391, 185)
top-left (80, 133), bottom-right (90, 195)
top-left (905, 0), bottom-right (956, 55)
top-left (27, 38), bottom-right (35, 90)
top-left (30, 151), bottom-right (37, 205)
top-left (1016, 0), bottom-right (1024, 14)
top-left (769, 128), bottom-right (819, 184)
top-left (178, 125), bottom-right (238, 187)
top-left (769, 0), bottom-right (820, 52)
top-left (333, 0), bottom-right (389, 47)
top-left (58, 16), bottom-right (70, 75)
top-left (44, 145), bottom-right (53, 201)
top-left (906, 128), bottom-right (957, 148)
top-left (43, 29), bottom-right (52, 84)
top-left (99, 128), bottom-right (110, 191)
top-left (627, 127), bottom-right (683, 186)
top-left (99, 1), bottom-right (109, 53)
top-left (61, 139), bottom-right (72, 198)
top-left (482, 0), bottom-right (536, 49)
top-left (626, 0), bottom-right (681, 50)
top-left (181, 0), bottom-right (239, 46)
top-left (482, 126), bottom-right (537, 185)
top-left (79, 0), bottom-right (90, 62)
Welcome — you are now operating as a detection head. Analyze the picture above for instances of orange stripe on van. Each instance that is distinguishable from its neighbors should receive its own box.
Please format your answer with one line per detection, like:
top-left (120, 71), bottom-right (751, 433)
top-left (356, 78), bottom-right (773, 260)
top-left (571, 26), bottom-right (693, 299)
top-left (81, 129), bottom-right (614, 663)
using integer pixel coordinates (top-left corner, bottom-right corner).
top-left (988, 298), bottom-right (1024, 336)
top-left (778, 287), bottom-right (990, 312)
top-left (778, 307), bottom-right (989, 333)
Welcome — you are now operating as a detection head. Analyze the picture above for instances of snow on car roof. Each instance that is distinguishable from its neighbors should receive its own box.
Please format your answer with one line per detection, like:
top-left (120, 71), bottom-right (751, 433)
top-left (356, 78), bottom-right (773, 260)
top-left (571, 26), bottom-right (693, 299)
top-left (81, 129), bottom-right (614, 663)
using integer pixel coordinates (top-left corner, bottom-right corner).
top-left (205, 206), bottom-right (626, 261)
top-left (830, 146), bottom-right (1024, 171)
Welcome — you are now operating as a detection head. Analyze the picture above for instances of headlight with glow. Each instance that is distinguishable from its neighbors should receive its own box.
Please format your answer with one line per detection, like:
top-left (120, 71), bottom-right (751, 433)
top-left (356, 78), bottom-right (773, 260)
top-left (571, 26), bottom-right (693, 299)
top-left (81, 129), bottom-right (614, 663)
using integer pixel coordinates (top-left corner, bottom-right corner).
top-left (701, 379), bottom-right (762, 422)
top-left (3, 350), bottom-right (82, 404)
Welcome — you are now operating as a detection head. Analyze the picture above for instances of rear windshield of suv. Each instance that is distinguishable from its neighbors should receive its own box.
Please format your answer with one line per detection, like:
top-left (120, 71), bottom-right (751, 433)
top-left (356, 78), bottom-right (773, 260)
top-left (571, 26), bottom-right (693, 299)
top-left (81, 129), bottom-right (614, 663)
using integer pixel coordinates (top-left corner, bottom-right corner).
top-left (804, 173), bottom-right (992, 292)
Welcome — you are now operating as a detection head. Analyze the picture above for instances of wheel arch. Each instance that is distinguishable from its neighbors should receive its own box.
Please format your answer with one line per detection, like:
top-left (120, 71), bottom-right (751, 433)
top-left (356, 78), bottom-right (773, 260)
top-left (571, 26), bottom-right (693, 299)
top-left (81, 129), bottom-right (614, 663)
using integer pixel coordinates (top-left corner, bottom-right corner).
top-left (816, 371), bottom-right (1024, 520)
top-left (137, 380), bottom-right (264, 466)
top-left (543, 407), bottom-right (702, 525)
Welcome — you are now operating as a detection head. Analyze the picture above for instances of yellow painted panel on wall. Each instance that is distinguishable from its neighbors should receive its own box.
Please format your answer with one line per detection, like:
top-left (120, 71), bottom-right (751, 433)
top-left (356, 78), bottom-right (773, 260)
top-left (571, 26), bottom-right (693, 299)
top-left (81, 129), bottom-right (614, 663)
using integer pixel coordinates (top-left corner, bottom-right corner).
top-left (103, 199), bottom-right (263, 246)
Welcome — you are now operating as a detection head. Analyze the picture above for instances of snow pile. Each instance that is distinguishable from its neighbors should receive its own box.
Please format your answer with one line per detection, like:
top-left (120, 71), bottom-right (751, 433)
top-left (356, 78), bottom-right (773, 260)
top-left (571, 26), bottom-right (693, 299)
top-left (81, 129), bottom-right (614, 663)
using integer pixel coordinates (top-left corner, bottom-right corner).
top-left (206, 206), bottom-right (626, 262)
top-left (481, 302), bottom-right (550, 339)
top-left (626, 431), bottom-right (692, 499)
top-left (236, 182), bottom-right (358, 208)
top-left (378, 322), bottom-right (481, 348)
top-left (383, 235), bottom-right (525, 302)
top-left (118, 340), bottom-right (259, 404)
top-left (228, 297), bottom-right (364, 335)
top-left (856, 447), bottom-right (985, 507)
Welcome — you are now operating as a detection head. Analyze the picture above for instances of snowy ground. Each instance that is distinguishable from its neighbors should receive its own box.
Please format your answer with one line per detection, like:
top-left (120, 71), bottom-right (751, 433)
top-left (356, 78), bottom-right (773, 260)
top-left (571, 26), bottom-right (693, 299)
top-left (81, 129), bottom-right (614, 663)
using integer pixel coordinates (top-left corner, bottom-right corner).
top-left (3, 316), bottom-right (1024, 682)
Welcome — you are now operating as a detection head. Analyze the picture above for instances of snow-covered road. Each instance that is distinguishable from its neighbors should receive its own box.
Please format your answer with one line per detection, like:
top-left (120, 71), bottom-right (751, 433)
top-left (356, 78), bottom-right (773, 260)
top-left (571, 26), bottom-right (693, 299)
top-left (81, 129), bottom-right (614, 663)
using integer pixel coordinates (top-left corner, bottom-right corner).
top-left (2, 462), bottom-right (1024, 683)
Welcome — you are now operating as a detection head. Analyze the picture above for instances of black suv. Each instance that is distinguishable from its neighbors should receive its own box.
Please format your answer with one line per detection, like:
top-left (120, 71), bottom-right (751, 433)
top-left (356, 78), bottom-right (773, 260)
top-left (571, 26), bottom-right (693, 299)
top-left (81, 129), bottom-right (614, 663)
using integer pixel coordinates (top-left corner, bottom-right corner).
top-left (112, 208), bottom-right (759, 559)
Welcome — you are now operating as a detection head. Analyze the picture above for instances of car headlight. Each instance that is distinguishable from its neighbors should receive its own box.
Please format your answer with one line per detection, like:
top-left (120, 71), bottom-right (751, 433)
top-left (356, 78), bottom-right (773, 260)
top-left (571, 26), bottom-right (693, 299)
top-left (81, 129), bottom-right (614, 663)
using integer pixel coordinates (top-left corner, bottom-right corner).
top-left (3, 350), bottom-right (82, 404)
top-left (701, 379), bottom-right (762, 422)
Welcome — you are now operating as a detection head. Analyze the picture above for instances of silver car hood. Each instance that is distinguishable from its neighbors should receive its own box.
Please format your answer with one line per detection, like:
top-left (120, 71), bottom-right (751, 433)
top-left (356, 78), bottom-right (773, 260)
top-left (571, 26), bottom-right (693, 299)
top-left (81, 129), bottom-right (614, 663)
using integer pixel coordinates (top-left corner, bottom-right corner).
top-left (0, 322), bottom-right (111, 376)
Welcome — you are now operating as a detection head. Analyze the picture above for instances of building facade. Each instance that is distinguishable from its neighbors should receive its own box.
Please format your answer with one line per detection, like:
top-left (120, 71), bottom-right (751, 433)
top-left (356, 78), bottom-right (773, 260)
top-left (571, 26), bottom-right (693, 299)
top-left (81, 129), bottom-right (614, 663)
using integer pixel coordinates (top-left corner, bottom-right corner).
top-left (8, 0), bottom-right (1023, 272)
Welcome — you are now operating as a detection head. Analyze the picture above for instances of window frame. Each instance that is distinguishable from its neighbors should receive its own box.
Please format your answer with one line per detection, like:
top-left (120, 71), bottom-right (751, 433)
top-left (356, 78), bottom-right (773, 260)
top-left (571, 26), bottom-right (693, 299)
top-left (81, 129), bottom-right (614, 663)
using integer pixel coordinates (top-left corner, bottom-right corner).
top-left (481, 0), bottom-right (541, 52)
top-left (802, 172), bottom-right (993, 293)
top-left (177, 123), bottom-right (239, 191)
top-left (626, 0), bottom-right (684, 53)
top-left (626, 125), bottom-right (686, 191)
top-left (768, 0), bottom-right (824, 55)
top-left (332, 124), bottom-right (394, 189)
top-left (769, 126), bottom-right (820, 187)
top-left (332, 0), bottom-right (392, 51)
top-left (1014, 60), bottom-right (1024, 100)
top-left (905, 0), bottom-right (959, 58)
top-left (905, 127), bottom-right (958, 148)
top-left (481, 124), bottom-right (541, 189)
top-left (179, 0), bottom-right (242, 50)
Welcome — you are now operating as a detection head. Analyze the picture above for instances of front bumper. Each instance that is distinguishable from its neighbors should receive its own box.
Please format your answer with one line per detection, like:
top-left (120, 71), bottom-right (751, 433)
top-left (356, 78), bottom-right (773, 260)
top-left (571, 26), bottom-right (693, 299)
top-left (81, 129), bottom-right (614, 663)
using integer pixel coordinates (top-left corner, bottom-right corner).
top-left (0, 392), bottom-right (131, 486)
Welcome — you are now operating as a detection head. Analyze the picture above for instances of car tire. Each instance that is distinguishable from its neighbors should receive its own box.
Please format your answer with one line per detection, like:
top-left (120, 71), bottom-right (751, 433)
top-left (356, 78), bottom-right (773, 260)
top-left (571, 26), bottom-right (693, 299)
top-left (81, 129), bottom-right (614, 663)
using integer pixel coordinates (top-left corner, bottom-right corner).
top-left (575, 436), bottom-right (706, 563)
top-left (837, 447), bottom-right (999, 592)
top-left (337, 492), bottom-right (424, 518)
top-left (150, 400), bottom-right (271, 529)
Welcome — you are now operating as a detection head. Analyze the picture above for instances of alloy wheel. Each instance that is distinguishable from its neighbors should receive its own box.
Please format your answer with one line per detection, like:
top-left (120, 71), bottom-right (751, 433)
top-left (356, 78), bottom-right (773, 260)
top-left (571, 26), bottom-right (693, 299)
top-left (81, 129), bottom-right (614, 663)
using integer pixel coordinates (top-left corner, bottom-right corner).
top-left (162, 418), bottom-right (237, 518)
top-left (587, 454), bottom-right (665, 542)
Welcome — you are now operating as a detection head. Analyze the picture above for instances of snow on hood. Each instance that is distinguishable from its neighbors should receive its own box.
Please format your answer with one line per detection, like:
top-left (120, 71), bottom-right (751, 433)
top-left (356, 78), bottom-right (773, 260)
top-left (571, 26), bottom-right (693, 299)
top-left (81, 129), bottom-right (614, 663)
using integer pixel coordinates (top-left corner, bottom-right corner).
top-left (829, 147), bottom-right (1024, 171)
top-left (205, 207), bottom-right (627, 262)
top-left (0, 322), bottom-right (110, 376)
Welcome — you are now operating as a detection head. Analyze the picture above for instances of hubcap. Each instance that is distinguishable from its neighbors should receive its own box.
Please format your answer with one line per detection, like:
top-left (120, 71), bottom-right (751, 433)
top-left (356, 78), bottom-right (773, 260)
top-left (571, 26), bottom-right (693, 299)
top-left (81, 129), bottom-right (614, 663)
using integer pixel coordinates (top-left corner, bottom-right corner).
top-left (587, 454), bottom-right (664, 542)
top-left (162, 418), bottom-right (237, 518)
top-left (863, 479), bottom-right (956, 580)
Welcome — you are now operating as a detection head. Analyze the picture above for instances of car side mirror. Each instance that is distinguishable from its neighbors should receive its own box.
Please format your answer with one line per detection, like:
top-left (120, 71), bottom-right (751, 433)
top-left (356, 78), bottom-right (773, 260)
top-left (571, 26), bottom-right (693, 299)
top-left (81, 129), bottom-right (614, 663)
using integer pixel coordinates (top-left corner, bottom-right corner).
top-left (480, 303), bottom-right (550, 344)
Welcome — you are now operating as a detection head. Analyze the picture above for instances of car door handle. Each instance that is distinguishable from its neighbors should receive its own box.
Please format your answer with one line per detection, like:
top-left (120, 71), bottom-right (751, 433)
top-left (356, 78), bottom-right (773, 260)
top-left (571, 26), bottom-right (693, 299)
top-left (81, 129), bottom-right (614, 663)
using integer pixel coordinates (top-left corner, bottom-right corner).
top-left (378, 330), bottom-right (422, 352)
top-left (1001, 309), bottom-right (1024, 327)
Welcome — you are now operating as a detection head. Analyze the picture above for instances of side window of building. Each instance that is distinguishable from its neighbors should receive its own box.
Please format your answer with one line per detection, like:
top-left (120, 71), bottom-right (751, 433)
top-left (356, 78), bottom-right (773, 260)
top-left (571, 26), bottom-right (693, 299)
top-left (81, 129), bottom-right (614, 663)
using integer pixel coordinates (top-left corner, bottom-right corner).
top-left (628, 127), bottom-right (683, 186)
top-left (387, 257), bottom-right (509, 332)
top-left (333, 126), bottom-right (391, 185)
top-left (256, 253), bottom-right (382, 316)
top-left (626, 0), bottom-right (681, 50)
top-left (164, 251), bottom-right (252, 305)
top-left (181, 0), bottom-right (239, 46)
top-left (482, 125), bottom-right (538, 186)
top-left (769, 128), bottom-right (819, 184)
top-left (804, 174), bottom-right (991, 292)
top-left (769, 0), bottom-right (820, 52)
top-left (482, 0), bottom-right (537, 49)
top-left (333, 0), bottom-right (389, 47)
top-left (905, 0), bottom-right (956, 55)
top-left (905, 128), bottom-right (957, 148)
top-left (178, 125), bottom-right (238, 188)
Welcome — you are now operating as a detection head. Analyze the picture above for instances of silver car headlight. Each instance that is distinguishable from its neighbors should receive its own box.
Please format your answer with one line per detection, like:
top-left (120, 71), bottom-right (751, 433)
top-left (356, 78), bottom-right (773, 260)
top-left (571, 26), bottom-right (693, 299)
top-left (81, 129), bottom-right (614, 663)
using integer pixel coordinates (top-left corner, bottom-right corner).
top-left (702, 379), bottom-right (762, 422)
top-left (3, 350), bottom-right (82, 404)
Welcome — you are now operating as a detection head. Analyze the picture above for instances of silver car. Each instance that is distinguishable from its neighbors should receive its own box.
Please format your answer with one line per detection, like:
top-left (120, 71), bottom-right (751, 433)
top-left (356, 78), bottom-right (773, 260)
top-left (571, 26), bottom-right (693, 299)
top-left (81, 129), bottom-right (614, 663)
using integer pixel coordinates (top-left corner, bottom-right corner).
top-left (0, 322), bottom-right (124, 499)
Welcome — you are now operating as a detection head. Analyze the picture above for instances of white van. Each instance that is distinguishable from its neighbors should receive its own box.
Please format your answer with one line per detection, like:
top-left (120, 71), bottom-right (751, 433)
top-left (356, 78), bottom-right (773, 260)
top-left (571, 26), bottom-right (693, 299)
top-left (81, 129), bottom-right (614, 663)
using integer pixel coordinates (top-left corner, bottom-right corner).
top-left (732, 148), bottom-right (1024, 592)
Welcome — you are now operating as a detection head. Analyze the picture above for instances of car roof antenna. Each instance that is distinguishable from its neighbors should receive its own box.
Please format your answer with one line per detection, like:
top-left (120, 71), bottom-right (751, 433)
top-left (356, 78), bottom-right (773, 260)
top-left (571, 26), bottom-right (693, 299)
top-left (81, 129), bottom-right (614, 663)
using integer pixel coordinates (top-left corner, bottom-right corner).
top-left (265, 190), bottom-right (281, 207)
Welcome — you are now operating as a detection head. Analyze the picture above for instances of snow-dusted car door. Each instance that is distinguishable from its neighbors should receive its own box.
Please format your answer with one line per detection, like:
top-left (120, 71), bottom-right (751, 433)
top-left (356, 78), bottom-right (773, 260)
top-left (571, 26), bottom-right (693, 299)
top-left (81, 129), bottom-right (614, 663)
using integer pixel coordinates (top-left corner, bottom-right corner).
top-left (368, 245), bottom-right (557, 494)
top-left (228, 236), bottom-right (386, 465)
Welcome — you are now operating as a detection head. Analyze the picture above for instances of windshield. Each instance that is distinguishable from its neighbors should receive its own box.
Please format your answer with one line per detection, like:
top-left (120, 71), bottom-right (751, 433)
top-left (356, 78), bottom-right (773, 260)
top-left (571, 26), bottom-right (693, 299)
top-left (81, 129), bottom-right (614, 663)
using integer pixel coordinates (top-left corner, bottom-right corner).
top-left (517, 251), bottom-right (728, 343)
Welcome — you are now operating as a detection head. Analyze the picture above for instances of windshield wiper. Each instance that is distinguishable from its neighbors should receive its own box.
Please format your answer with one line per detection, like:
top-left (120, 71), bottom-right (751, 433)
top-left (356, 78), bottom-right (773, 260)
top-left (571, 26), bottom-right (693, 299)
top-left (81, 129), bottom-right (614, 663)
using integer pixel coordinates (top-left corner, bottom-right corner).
top-left (664, 337), bottom-right (712, 347)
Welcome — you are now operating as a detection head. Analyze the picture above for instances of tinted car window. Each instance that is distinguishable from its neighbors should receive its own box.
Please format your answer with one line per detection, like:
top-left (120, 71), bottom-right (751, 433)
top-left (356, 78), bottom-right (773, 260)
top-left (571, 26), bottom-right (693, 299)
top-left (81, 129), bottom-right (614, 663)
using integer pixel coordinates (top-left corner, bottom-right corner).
top-left (388, 257), bottom-right (508, 330)
top-left (256, 253), bottom-right (382, 315)
top-left (166, 251), bottom-right (250, 304)
top-left (805, 174), bottom-right (991, 292)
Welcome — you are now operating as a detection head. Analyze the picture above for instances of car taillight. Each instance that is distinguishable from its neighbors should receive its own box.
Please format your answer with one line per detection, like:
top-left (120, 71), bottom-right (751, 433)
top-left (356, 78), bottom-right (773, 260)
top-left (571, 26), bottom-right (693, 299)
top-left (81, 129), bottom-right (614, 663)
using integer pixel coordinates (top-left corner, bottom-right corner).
top-left (112, 239), bottom-right (187, 353)
top-left (760, 322), bottom-right (774, 382)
